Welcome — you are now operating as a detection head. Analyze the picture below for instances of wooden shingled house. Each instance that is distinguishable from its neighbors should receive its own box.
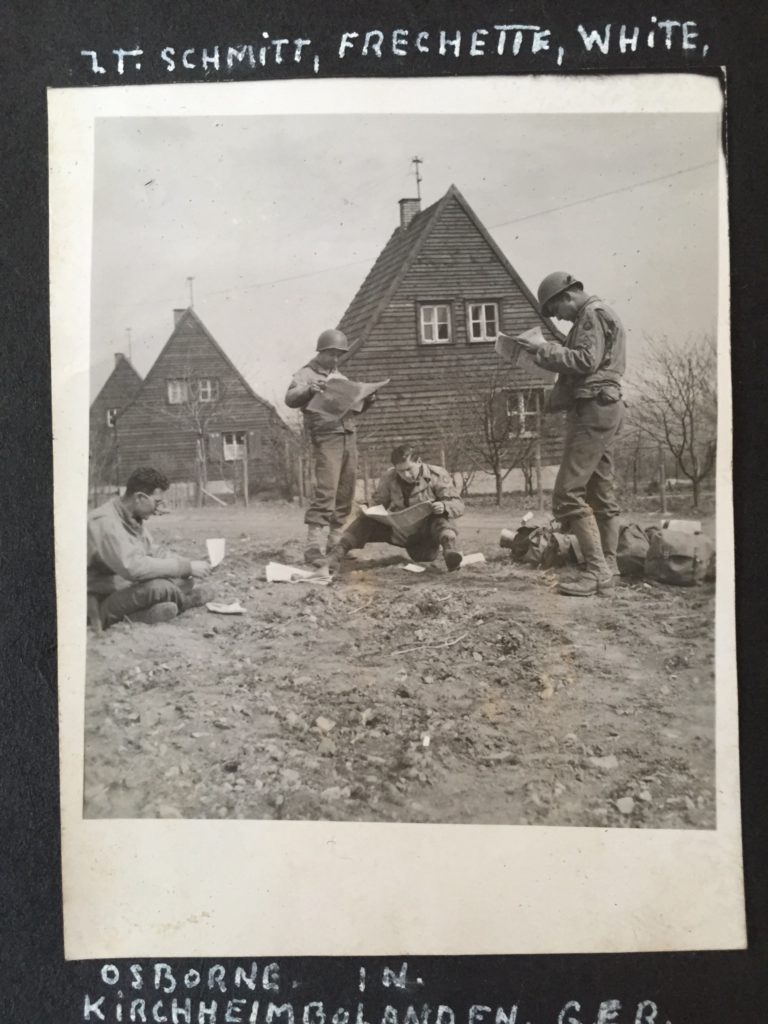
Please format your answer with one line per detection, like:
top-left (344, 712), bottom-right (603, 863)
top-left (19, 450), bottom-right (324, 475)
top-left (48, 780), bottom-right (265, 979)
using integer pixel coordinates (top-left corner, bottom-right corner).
top-left (113, 308), bottom-right (295, 500)
top-left (339, 185), bottom-right (563, 481)
top-left (89, 352), bottom-right (144, 495)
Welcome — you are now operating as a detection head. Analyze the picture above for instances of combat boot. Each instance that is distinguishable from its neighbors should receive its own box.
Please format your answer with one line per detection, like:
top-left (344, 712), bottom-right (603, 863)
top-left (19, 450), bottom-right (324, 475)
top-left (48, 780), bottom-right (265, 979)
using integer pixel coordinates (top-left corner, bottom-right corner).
top-left (326, 526), bottom-right (345, 550)
top-left (304, 524), bottom-right (326, 566)
top-left (125, 602), bottom-right (179, 626)
top-left (558, 514), bottom-right (614, 596)
top-left (597, 515), bottom-right (620, 578)
top-left (326, 540), bottom-right (352, 575)
top-left (440, 530), bottom-right (463, 572)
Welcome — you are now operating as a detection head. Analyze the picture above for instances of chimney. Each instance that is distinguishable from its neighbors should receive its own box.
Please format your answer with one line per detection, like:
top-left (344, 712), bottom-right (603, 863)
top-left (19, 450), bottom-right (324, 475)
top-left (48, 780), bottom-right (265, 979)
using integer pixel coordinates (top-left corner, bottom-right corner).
top-left (173, 308), bottom-right (186, 326)
top-left (399, 197), bottom-right (421, 230)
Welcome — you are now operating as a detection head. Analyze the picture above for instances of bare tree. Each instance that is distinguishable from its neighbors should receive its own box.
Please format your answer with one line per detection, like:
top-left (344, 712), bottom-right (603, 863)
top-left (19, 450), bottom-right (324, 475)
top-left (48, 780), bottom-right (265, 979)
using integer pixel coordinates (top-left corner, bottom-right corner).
top-left (454, 366), bottom-right (544, 506)
top-left (631, 335), bottom-right (717, 508)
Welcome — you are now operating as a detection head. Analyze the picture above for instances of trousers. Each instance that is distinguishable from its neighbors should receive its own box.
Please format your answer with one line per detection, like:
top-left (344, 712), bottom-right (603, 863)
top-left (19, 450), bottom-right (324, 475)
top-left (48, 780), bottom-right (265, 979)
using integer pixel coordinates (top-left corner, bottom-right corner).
top-left (340, 514), bottom-right (456, 562)
top-left (305, 432), bottom-right (358, 528)
top-left (552, 396), bottom-right (624, 524)
top-left (96, 577), bottom-right (195, 628)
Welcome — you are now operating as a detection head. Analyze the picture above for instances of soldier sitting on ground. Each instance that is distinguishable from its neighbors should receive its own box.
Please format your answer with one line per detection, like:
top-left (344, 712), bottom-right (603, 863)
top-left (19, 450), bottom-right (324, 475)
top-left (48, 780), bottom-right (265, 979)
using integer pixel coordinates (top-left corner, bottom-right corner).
top-left (327, 444), bottom-right (465, 574)
top-left (87, 466), bottom-right (214, 628)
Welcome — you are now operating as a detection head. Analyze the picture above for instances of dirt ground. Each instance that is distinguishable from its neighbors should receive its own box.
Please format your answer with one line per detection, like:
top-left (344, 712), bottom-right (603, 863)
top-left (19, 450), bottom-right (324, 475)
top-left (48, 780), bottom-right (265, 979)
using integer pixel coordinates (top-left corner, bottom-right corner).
top-left (84, 500), bottom-right (716, 828)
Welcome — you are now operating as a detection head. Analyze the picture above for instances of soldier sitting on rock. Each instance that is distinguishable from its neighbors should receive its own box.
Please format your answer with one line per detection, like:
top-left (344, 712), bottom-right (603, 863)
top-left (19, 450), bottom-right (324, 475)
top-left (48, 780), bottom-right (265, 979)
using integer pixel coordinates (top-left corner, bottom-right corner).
top-left (87, 466), bottom-right (214, 628)
top-left (327, 444), bottom-right (465, 574)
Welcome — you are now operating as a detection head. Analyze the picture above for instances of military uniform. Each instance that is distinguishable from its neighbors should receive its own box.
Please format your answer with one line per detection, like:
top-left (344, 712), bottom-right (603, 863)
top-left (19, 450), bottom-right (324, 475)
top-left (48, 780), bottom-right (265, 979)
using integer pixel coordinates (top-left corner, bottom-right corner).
top-left (534, 295), bottom-right (626, 526)
top-left (88, 497), bottom-right (201, 627)
top-left (336, 462), bottom-right (464, 562)
top-left (285, 361), bottom-right (359, 532)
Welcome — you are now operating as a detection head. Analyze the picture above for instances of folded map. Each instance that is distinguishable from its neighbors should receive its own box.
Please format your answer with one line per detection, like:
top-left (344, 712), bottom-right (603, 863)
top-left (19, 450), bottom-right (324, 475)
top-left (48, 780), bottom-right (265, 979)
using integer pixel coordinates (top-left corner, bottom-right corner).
top-left (362, 501), bottom-right (433, 541)
top-left (307, 377), bottom-right (390, 419)
top-left (495, 327), bottom-right (545, 369)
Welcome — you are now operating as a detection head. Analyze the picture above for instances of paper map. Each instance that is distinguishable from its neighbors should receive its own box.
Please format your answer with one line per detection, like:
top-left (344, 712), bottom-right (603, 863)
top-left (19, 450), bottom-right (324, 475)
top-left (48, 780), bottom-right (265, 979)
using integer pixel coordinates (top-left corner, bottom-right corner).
top-left (307, 377), bottom-right (390, 419)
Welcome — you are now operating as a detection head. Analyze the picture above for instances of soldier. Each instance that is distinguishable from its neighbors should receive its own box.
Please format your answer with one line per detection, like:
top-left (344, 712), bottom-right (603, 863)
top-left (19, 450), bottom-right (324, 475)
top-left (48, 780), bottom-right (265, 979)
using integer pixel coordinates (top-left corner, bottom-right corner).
top-left (285, 328), bottom-right (374, 565)
top-left (515, 272), bottom-right (626, 596)
top-left (87, 466), bottom-right (214, 627)
top-left (327, 444), bottom-right (464, 574)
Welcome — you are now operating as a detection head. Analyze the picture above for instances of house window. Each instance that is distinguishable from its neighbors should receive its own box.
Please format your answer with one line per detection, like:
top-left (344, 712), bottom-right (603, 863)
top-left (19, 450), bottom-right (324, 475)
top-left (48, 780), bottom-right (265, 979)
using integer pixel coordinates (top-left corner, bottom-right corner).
top-left (222, 432), bottom-right (247, 461)
top-left (197, 378), bottom-right (219, 402)
top-left (167, 379), bottom-right (189, 405)
top-left (506, 389), bottom-right (543, 438)
top-left (419, 304), bottom-right (452, 344)
top-left (106, 408), bottom-right (118, 427)
top-left (467, 302), bottom-right (499, 342)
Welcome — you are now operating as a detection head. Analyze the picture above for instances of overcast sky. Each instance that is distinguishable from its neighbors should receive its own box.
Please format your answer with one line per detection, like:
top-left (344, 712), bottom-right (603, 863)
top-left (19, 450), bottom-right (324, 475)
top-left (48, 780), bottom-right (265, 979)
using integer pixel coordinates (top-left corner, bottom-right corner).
top-left (90, 112), bottom-right (720, 411)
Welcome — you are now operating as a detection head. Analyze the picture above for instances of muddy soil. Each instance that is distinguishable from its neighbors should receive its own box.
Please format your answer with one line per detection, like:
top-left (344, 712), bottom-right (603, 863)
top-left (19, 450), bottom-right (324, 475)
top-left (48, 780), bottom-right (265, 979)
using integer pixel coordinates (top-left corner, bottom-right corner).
top-left (84, 503), bottom-right (715, 828)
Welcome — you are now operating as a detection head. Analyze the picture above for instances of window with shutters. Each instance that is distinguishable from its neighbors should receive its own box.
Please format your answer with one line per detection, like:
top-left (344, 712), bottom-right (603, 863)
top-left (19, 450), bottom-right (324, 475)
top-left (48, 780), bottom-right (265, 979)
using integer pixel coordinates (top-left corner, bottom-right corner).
top-left (222, 431), bottom-right (247, 461)
top-left (467, 302), bottom-right (499, 342)
top-left (418, 303), bottom-right (452, 345)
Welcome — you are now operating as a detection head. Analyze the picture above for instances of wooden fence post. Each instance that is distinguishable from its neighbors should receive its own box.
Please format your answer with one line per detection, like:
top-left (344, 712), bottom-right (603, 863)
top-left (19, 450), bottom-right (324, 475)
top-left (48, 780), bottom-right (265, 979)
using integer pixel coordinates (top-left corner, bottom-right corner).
top-left (362, 450), bottom-right (370, 505)
top-left (297, 454), bottom-right (305, 505)
top-left (535, 399), bottom-right (544, 511)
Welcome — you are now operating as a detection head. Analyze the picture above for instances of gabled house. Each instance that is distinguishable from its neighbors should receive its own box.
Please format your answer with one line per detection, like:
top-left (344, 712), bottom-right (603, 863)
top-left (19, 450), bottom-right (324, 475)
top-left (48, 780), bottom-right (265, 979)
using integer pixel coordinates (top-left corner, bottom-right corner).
top-left (113, 308), bottom-right (295, 497)
top-left (89, 352), bottom-right (144, 491)
top-left (339, 185), bottom-right (563, 473)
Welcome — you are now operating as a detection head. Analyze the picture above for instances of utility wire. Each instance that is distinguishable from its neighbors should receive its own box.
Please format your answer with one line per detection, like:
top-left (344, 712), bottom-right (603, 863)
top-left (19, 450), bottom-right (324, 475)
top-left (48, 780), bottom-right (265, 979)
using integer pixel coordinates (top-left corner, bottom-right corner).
top-left (97, 159), bottom-right (717, 315)
top-left (489, 160), bottom-right (717, 231)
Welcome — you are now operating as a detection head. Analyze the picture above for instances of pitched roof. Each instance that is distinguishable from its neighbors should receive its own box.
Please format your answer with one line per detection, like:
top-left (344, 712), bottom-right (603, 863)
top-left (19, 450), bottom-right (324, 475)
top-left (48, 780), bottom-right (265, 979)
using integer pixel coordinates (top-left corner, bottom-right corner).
top-left (91, 353), bottom-right (143, 409)
top-left (338, 184), bottom-right (563, 355)
top-left (119, 307), bottom-right (291, 430)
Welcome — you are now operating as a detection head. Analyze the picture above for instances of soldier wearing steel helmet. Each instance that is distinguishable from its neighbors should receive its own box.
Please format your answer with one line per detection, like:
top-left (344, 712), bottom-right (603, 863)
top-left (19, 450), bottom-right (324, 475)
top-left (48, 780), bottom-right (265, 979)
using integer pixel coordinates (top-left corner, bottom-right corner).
top-left (515, 272), bottom-right (626, 597)
top-left (285, 328), bottom-right (375, 565)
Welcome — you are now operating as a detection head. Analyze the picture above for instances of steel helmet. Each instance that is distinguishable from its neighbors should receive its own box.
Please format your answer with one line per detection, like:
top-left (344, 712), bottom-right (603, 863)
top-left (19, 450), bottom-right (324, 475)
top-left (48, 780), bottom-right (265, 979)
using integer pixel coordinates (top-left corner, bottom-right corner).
top-left (316, 328), bottom-right (349, 353)
top-left (537, 272), bottom-right (583, 316)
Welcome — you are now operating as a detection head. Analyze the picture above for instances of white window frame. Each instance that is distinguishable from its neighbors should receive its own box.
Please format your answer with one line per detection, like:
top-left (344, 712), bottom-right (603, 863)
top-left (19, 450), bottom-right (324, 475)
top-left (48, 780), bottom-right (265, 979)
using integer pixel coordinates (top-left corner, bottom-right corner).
top-left (222, 431), bottom-right (247, 462)
top-left (467, 301), bottom-right (500, 343)
top-left (197, 378), bottom-right (219, 403)
top-left (507, 389), bottom-right (542, 439)
top-left (106, 408), bottom-right (118, 427)
top-left (418, 303), bottom-right (452, 345)
top-left (167, 379), bottom-right (189, 405)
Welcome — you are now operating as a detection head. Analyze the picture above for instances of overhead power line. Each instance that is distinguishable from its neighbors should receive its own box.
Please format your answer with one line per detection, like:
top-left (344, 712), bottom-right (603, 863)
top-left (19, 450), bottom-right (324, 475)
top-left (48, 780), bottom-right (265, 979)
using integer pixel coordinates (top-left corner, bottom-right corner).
top-left (489, 160), bottom-right (718, 231)
top-left (95, 159), bottom-right (718, 315)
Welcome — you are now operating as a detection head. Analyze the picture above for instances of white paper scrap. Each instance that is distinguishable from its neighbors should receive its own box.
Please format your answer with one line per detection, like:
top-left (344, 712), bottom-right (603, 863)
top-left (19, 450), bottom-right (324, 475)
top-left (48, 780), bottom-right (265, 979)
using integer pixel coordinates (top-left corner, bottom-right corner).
top-left (206, 601), bottom-right (246, 615)
top-left (205, 538), bottom-right (226, 567)
top-left (265, 561), bottom-right (333, 585)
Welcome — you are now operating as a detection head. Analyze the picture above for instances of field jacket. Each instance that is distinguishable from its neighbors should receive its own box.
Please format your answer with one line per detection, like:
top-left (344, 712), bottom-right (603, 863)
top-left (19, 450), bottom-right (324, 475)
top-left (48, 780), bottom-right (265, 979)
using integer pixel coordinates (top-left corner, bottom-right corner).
top-left (285, 360), bottom-right (357, 439)
top-left (535, 295), bottom-right (626, 412)
top-left (372, 463), bottom-right (464, 520)
top-left (87, 497), bottom-right (192, 595)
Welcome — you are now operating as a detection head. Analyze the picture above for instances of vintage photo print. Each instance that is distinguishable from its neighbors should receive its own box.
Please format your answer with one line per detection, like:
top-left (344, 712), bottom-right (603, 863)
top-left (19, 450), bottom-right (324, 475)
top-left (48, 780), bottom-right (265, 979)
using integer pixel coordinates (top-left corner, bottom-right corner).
top-left (50, 75), bottom-right (743, 957)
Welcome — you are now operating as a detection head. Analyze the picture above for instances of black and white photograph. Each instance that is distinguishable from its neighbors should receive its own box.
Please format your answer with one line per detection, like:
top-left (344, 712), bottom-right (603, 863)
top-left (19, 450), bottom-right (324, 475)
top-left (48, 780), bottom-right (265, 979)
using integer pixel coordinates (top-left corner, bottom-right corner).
top-left (51, 75), bottom-right (743, 956)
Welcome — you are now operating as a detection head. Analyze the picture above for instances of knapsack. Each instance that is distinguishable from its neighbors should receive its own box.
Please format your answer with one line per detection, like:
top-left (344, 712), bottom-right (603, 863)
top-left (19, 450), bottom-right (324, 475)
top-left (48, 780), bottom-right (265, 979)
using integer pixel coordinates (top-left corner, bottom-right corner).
top-left (617, 523), bottom-right (651, 576)
top-left (644, 529), bottom-right (716, 586)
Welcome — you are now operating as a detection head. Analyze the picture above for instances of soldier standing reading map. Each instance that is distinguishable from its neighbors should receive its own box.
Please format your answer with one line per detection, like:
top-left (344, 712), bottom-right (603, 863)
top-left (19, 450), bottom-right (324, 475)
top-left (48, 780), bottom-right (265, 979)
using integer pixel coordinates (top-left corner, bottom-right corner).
top-left (285, 328), bottom-right (377, 565)
top-left (516, 272), bottom-right (626, 597)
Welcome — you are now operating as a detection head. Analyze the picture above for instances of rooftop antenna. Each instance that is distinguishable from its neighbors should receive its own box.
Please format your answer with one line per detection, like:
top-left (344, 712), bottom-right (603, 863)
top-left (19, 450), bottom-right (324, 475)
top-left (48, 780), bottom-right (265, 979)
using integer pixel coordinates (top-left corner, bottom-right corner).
top-left (125, 327), bottom-right (132, 363)
top-left (412, 156), bottom-right (423, 201)
top-left (186, 275), bottom-right (195, 308)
